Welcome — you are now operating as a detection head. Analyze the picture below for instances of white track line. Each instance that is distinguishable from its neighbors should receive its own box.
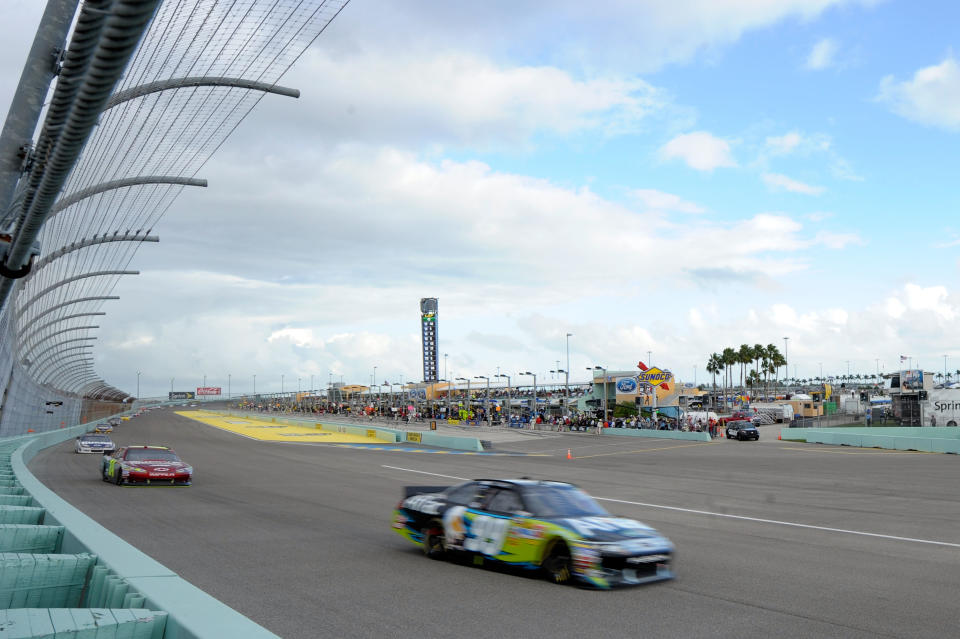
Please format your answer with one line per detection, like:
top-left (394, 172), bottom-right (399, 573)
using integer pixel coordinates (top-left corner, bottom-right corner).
top-left (381, 465), bottom-right (960, 549)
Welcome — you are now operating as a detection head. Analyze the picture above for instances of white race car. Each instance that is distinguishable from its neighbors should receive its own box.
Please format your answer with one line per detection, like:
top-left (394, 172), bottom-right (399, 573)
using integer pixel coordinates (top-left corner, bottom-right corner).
top-left (75, 433), bottom-right (116, 454)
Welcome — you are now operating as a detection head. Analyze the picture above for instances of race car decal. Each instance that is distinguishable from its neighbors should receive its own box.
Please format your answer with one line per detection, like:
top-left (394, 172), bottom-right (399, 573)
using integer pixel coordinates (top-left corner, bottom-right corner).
top-left (403, 494), bottom-right (444, 515)
top-left (463, 513), bottom-right (511, 555)
top-left (565, 517), bottom-right (654, 537)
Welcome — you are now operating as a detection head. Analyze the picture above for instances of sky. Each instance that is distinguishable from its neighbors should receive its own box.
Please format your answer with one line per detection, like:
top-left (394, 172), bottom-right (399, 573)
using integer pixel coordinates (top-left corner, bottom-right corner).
top-left (2, 0), bottom-right (960, 397)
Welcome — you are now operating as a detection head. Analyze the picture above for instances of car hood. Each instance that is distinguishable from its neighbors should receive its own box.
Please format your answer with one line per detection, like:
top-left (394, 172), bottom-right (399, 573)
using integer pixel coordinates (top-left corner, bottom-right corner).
top-left (125, 461), bottom-right (188, 469)
top-left (549, 515), bottom-right (668, 543)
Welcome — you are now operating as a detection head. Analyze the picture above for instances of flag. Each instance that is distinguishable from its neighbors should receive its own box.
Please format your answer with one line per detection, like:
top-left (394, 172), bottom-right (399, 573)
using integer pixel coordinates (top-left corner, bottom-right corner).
top-left (900, 355), bottom-right (908, 362)
top-left (637, 361), bottom-right (648, 371)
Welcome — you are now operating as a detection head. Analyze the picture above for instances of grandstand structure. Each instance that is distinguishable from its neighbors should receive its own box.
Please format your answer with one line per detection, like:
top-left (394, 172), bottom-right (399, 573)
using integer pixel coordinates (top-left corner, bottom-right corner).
top-left (0, 0), bottom-right (349, 435)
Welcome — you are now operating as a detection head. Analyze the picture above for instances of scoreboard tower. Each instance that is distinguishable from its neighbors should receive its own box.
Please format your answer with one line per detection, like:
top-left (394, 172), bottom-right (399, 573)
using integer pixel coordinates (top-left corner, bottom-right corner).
top-left (420, 298), bottom-right (439, 383)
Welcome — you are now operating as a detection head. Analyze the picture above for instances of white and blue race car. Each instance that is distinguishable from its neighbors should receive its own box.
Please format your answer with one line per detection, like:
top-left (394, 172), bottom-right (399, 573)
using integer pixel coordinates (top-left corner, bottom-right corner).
top-left (75, 433), bottom-right (116, 454)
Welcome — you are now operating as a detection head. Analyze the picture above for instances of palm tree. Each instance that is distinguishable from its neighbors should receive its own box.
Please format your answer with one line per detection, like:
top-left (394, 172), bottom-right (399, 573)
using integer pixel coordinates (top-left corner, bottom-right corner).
top-left (738, 344), bottom-right (753, 394)
top-left (752, 343), bottom-right (764, 380)
top-left (707, 353), bottom-right (723, 409)
top-left (722, 347), bottom-right (737, 409)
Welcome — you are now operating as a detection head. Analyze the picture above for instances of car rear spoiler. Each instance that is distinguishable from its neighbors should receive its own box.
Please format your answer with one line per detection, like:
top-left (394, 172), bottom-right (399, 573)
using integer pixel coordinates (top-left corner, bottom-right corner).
top-left (403, 485), bottom-right (450, 498)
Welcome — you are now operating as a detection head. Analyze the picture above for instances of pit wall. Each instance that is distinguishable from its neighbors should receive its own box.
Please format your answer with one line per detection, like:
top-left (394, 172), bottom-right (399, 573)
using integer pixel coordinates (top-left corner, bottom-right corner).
top-left (780, 427), bottom-right (960, 453)
top-left (603, 428), bottom-right (712, 442)
top-left (214, 410), bottom-right (485, 452)
top-left (4, 413), bottom-right (281, 638)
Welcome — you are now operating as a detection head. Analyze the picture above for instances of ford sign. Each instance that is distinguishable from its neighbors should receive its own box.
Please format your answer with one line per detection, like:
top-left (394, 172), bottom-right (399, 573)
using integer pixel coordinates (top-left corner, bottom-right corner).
top-left (616, 377), bottom-right (638, 393)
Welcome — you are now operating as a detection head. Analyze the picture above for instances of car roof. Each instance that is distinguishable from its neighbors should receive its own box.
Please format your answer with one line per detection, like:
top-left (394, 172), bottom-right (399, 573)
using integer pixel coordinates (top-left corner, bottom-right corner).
top-left (125, 445), bottom-right (172, 450)
top-left (472, 479), bottom-right (576, 489)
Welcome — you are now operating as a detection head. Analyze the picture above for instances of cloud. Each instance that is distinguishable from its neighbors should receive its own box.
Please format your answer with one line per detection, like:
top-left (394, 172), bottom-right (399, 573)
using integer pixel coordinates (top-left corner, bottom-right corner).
top-left (263, 49), bottom-right (666, 150)
top-left (877, 55), bottom-right (960, 130)
top-left (322, 1), bottom-right (880, 75)
top-left (630, 189), bottom-right (706, 214)
top-left (762, 172), bottom-right (825, 195)
top-left (805, 38), bottom-right (839, 70)
top-left (660, 131), bottom-right (737, 171)
top-left (814, 231), bottom-right (862, 249)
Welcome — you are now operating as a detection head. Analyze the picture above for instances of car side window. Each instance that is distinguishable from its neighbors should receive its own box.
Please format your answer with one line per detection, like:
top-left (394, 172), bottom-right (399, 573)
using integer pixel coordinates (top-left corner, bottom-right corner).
top-left (485, 488), bottom-right (523, 514)
top-left (445, 482), bottom-right (485, 506)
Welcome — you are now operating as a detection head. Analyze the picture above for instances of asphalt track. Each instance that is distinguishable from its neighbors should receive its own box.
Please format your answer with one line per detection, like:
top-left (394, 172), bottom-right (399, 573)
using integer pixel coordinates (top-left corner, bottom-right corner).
top-left (29, 409), bottom-right (960, 639)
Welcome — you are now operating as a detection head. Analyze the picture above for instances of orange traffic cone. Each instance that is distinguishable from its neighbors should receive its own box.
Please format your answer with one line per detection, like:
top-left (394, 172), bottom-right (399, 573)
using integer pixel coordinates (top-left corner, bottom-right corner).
top-left (778, 433), bottom-right (781, 440)
top-left (567, 449), bottom-right (572, 460)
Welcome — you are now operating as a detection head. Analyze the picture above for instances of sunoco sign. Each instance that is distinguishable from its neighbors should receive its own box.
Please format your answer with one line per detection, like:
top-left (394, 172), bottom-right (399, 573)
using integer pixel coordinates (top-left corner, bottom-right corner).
top-left (636, 367), bottom-right (672, 387)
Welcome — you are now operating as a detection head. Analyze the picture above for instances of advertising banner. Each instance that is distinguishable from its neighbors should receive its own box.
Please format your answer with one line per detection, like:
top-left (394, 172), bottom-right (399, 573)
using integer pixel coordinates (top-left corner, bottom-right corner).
top-left (168, 391), bottom-right (195, 400)
top-left (196, 387), bottom-right (221, 396)
top-left (901, 370), bottom-right (923, 391)
top-left (615, 377), bottom-right (638, 394)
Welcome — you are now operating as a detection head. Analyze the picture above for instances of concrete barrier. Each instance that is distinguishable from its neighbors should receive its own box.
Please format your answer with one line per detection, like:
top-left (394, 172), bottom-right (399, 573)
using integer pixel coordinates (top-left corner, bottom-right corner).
top-left (417, 431), bottom-right (484, 451)
top-left (602, 428), bottom-right (712, 442)
top-left (7, 423), bottom-right (282, 638)
top-left (781, 426), bottom-right (960, 454)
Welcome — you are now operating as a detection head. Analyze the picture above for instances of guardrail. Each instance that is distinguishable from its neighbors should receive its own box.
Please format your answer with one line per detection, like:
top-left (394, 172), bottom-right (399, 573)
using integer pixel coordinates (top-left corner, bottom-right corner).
top-left (3, 416), bottom-right (281, 638)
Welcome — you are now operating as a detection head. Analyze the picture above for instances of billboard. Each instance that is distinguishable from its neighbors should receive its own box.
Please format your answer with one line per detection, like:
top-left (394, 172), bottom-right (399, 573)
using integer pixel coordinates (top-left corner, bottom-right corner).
top-left (615, 377), bottom-right (638, 394)
top-left (168, 391), bottom-right (195, 400)
top-left (901, 370), bottom-right (923, 391)
top-left (197, 387), bottom-right (221, 396)
top-left (637, 367), bottom-right (672, 390)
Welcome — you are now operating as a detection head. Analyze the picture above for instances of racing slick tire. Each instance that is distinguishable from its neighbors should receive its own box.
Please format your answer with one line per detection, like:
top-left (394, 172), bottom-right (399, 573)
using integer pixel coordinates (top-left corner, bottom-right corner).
top-left (101, 466), bottom-right (109, 482)
top-left (422, 522), bottom-right (446, 560)
top-left (542, 541), bottom-right (573, 585)
top-left (114, 467), bottom-right (123, 486)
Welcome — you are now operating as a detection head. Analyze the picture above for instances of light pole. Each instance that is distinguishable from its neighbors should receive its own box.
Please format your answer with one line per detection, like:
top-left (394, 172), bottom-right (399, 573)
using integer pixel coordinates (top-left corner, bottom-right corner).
top-left (443, 354), bottom-right (448, 382)
top-left (494, 373), bottom-right (511, 422)
top-left (170, 377), bottom-right (174, 393)
top-left (202, 374), bottom-right (206, 403)
top-left (373, 365), bottom-right (377, 390)
top-left (136, 371), bottom-right (141, 401)
top-left (281, 374), bottom-right (285, 396)
top-left (647, 350), bottom-right (652, 368)
top-left (588, 366), bottom-right (607, 423)
top-left (228, 373), bottom-right (231, 400)
top-left (565, 332), bottom-right (573, 415)
top-left (474, 375), bottom-right (490, 425)
top-left (550, 368), bottom-right (569, 417)
top-left (455, 377), bottom-right (470, 421)
top-left (520, 372), bottom-right (537, 424)
top-left (945, 354), bottom-right (948, 386)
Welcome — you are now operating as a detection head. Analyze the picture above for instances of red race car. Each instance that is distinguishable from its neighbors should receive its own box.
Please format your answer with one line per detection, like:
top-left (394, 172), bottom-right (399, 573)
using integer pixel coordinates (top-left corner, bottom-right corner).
top-left (101, 445), bottom-right (193, 486)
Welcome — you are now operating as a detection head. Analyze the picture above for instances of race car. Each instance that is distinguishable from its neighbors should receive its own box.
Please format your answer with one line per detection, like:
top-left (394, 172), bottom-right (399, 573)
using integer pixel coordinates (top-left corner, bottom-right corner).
top-left (393, 479), bottom-right (674, 588)
top-left (94, 422), bottom-right (113, 433)
top-left (725, 420), bottom-right (760, 441)
top-left (101, 445), bottom-right (193, 486)
top-left (75, 433), bottom-right (116, 454)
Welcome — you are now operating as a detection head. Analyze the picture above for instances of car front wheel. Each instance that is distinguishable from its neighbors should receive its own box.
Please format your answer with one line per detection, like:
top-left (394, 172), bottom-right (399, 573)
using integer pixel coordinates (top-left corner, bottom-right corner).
top-left (542, 542), bottom-right (573, 585)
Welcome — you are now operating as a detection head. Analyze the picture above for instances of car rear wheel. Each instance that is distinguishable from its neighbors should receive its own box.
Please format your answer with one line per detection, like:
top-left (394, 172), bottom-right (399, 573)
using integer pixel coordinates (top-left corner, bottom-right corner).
top-left (542, 542), bottom-right (573, 585)
top-left (114, 468), bottom-right (123, 486)
top-left (422, 522), bottom-right (446, 560)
